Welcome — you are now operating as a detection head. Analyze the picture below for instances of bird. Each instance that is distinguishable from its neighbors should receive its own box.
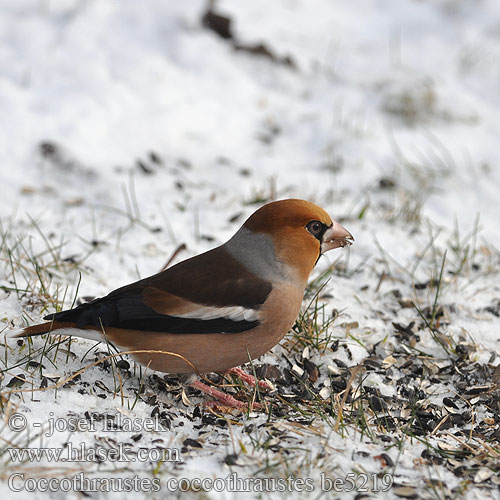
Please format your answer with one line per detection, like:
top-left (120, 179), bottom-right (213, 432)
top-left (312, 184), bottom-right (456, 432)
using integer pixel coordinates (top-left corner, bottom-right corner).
top-left (16, 199), bottom-right (353, 407)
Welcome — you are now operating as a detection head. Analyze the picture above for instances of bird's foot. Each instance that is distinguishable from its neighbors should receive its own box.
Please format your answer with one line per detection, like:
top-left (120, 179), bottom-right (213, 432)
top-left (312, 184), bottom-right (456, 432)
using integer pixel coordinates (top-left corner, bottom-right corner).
top-left (189, 380), bottom-right (262, 410)
top-left (225, 366), bottom-right (274, 391)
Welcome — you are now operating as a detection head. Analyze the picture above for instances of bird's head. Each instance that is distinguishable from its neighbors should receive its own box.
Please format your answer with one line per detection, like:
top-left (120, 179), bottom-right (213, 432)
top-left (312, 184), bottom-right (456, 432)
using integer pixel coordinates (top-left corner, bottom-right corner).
top-left (237, 199), bottom-right (354, 283)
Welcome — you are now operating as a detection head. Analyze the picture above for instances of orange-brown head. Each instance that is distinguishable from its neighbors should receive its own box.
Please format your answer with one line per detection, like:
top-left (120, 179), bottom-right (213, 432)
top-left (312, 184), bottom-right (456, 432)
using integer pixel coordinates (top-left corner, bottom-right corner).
top-left (232, 199), bottom-right (353, 284)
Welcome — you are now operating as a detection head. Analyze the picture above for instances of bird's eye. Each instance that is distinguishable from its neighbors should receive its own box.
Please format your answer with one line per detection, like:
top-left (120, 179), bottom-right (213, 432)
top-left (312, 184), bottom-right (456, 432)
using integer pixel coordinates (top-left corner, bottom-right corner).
top-left (306, 220), bottom-right (324, 236)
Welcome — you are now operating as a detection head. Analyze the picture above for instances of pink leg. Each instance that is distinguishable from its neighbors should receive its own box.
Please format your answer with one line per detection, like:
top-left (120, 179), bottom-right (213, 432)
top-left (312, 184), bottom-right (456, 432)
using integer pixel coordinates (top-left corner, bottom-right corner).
top-left (189, 380), bottom-right (261, 409)
top-left (226, 367), bottom-right (274, 391)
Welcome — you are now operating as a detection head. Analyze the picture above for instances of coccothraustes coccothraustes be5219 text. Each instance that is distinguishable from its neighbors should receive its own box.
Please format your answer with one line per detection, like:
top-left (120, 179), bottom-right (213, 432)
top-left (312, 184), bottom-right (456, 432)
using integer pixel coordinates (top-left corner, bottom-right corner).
top-left (18, 199), bottom-right (353, 404)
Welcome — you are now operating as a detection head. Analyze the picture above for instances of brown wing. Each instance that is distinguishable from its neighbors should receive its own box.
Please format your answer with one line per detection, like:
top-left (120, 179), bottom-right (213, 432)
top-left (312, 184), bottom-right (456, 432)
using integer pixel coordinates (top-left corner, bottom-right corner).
top-left (44, 246), bottom-right (272, 334)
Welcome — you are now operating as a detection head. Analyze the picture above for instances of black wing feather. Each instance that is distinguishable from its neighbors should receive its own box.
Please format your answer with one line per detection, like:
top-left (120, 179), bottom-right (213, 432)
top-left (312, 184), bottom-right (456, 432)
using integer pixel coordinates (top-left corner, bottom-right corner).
top-left (44, 295), bottom-right (258, 334)
top-left (44, 246), bottom-right (270, 334)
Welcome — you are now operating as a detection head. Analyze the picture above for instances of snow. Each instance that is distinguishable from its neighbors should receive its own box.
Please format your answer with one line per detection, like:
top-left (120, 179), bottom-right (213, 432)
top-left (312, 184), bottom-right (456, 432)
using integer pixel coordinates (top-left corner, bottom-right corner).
top-left (1, 0), bottom-right (500, 499)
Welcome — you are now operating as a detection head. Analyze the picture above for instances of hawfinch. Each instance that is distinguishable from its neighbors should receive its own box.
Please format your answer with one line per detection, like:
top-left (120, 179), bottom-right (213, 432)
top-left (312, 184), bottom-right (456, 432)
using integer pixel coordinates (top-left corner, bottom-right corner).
top-left (18, 199), bottom-right (353, 379)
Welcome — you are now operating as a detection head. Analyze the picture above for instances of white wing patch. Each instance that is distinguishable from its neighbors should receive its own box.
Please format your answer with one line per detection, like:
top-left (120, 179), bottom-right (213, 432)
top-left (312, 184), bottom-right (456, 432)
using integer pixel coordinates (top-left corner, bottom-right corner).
top-left (174, 305), bottom-right (259, 322)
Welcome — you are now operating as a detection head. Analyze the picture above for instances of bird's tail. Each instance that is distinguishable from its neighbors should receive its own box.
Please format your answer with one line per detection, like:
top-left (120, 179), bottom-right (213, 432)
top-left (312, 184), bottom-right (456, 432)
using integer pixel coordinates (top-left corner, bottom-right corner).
top-left (14, 322), bottom-right (75, 338)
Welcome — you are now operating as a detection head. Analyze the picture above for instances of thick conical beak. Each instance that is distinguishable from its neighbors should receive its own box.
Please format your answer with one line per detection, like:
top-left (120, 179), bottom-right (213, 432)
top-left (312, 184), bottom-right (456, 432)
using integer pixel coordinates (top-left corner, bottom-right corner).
top-left (320, 219), bottom-right (354, 253)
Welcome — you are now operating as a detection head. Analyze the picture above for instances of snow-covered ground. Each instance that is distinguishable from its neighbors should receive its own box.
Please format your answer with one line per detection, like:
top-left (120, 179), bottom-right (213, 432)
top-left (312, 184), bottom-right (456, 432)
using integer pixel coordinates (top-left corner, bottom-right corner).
top-left (1, 0), bottom-right (500, 498)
